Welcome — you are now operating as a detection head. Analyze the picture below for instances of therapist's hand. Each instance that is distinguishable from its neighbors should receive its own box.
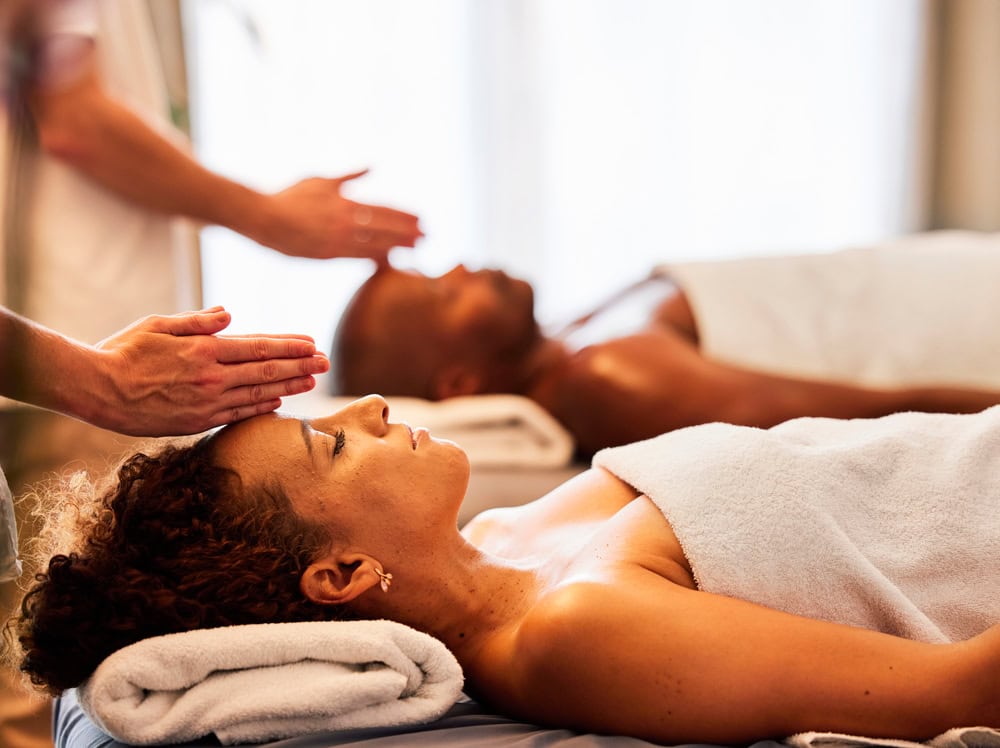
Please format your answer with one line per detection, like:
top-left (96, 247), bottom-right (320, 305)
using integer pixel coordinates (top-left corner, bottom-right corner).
top-left (255, 169), bottom-right (423, 263)
top-left (90, 307), bottom-right (329, 436)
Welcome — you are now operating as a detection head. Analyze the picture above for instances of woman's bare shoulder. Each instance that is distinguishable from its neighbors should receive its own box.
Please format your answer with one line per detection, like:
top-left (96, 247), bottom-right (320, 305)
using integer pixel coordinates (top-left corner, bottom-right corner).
top-left (460, 505), bottom-right (517, 552)
top-left (518, 575), bottom-right (689, 653)
top-left (461, 468), bottom-right (641, 559)
top-left (479, 577), bottom-right (692, 725)
top-left (469, 581), bottom-right (615, 712)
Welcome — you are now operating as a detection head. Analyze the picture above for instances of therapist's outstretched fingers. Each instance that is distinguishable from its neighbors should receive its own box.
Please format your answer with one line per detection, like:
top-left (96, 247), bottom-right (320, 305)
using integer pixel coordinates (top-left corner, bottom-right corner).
top-left (220, 354), bottom-right (329, 390)
top-left (209, 375), bottom-right (320, 428)
top-left (148, 306), bottom-right (233, 336)
top-left (204, 399), bottom-right (284, 430)
top-left (90, 312), bottom-right (329, 436)
top-left (222, 332), bottom-right (317, 342)
top-left (349, 239), bottom-right (394, 264)
top-left (257, 171), bottom-right (423, 260)
top-left (369, 205), bottom-right (424, 246)
top-left (332, 168), bottom-right (370, 187)
top-left (212, 335), bottom-right (320, 364)
top-left (348, 202), bottom-right (423, 256)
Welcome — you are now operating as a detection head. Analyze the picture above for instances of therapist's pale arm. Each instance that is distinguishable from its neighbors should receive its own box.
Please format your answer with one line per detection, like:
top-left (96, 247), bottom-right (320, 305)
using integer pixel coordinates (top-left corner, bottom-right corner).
top-left (28, 40), bottom-right (422, 263)
top-left (0, 306), bottom-right (329, 436)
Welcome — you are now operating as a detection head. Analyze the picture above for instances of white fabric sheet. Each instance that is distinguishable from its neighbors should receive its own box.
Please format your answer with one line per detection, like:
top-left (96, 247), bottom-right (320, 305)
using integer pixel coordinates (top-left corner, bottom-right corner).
top-left (594, 406), bottom-right (1000, 642)
top-left (663, 230), bottom-right (1000, 389)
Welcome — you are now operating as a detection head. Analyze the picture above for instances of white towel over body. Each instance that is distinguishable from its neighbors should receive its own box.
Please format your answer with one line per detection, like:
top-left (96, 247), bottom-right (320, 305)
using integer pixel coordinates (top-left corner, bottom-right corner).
top-left (593, 406), bottom-right (1000, 643)
top-left (77, 620), bottom-right (464, 745)
top-left (661, 230), bottom-right (1000, 389)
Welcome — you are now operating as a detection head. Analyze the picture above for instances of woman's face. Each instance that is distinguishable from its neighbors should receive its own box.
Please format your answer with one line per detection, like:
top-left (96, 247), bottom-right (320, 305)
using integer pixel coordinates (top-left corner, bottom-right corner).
top-left (211, 395), bottom-right (471, 542)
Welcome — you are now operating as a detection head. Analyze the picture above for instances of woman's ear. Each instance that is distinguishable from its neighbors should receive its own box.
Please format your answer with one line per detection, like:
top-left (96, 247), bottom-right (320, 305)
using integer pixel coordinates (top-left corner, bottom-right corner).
top-left (300, 552), bottom-right (384, 605)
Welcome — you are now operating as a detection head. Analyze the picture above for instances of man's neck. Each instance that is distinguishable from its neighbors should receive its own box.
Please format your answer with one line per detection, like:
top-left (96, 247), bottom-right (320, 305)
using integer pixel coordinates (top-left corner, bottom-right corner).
top-left (514, 335), bottom-right (572, 397)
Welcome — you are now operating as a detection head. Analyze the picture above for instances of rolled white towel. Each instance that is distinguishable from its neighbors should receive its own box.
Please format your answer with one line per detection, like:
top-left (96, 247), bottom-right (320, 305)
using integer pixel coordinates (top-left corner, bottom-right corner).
top-left (77, 620), bottom-right (464, 745)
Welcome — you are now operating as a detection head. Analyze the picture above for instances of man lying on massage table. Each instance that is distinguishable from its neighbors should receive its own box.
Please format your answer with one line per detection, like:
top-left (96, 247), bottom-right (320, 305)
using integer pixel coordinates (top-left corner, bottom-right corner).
top-left (8, 395), bottom-right (1000, 744)
top-left (330, 230), bottom-right (1000, 455)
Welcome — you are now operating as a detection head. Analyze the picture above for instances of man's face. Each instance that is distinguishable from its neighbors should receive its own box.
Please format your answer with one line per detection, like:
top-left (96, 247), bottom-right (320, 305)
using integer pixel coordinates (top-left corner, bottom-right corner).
top-left (367, 264), bottom-right (538, 358)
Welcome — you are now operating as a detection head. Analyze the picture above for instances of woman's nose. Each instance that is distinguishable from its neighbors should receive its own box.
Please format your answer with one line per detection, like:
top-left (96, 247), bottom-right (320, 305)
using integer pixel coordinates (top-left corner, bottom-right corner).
top-left (318, 395), bottom-right (388, 435)
top-left (351, 394), bottom-right (389, 434)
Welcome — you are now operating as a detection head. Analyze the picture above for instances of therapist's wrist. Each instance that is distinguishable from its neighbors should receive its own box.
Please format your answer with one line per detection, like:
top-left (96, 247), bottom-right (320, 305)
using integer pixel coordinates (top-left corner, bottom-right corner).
top-left (50, 343), bottom-right (124, 433)
top-left (216, 186), bottom-right (280, 250)
top-left (14, 330), bottom-right (121, 432)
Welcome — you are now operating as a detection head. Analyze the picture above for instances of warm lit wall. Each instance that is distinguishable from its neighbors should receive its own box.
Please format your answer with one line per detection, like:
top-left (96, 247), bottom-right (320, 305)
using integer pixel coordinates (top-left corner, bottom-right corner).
top-left (184, 1), bottom-right (935, 347)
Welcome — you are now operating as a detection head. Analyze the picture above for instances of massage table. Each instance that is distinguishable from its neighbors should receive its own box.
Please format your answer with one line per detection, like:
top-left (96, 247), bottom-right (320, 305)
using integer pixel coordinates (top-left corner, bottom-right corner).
top-left (55, 688), bottom-right (792, 748)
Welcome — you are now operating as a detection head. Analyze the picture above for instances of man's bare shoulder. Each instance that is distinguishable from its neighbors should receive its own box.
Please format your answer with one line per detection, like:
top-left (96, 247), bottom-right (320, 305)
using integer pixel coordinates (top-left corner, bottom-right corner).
top-left (529, 332), bottom-right (712, 452)
top-left (574, 331), bottom-right (699, 374)
top-left (537, 331), bottom-right (700, 405)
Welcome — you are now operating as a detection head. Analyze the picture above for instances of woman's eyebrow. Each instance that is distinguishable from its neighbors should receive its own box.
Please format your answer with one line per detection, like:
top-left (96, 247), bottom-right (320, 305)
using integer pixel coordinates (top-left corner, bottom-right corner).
top-left (299, 419), bottom-right (314, 458)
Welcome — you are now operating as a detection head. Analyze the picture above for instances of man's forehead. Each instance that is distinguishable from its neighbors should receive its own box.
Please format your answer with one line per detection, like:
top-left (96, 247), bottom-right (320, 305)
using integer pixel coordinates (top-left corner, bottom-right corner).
top-left (369, 266), bottom-right (428, 290)
top-left (363, 269), bottom-right (437, 314)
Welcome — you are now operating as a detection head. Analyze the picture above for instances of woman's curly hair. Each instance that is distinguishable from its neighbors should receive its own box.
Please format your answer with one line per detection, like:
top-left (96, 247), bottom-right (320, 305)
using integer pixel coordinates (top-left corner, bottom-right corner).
top-left (5, 435), bottom-right (338, 695)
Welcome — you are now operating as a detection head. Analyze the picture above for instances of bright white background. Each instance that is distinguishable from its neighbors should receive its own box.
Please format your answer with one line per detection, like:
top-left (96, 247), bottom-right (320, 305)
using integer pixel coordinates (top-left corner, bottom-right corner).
top-left (183, 0), bottom-right (929, 349)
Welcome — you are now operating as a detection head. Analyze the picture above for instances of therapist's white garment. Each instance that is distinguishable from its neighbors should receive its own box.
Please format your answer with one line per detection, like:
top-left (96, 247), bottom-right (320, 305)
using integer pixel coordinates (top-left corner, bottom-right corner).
top-left (0, 0), bottom-right (199, 347)
top-left (0, 4), bottom-right (197, 746)
top-left (0, 467), bottom-right (19, 583)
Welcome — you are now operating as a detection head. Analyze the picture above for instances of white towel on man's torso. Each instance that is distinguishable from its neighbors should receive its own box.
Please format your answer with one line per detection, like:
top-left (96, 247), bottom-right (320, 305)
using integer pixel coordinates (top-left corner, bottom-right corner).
top-left (661, 231), bottom-right (1000, 388)
top-left (593, 406), bottom-right (1000, 643)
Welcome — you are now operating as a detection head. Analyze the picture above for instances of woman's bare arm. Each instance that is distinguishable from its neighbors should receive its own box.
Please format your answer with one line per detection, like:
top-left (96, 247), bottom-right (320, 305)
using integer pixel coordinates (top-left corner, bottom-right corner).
top-left (503, 576), bottom-right (993, 744)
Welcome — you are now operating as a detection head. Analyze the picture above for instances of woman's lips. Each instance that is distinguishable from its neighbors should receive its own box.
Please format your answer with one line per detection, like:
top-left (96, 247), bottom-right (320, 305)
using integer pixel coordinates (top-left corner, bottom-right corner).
top-left (399, 422), bottom-right (430, 449)
top-left (411, 427), bottom-right (429, 449)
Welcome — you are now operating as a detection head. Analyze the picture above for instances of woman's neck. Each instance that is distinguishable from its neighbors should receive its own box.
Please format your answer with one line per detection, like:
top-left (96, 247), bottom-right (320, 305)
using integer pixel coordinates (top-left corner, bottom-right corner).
top-left (356, 535), bottom-right (546, 662)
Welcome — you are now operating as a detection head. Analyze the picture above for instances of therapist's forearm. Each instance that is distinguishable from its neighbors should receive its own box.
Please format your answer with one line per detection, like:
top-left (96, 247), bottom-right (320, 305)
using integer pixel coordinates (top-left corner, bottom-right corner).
top-left (31, 72), bottom-right (274, 244)
top-left (0, 308), bottom-right (108, 424)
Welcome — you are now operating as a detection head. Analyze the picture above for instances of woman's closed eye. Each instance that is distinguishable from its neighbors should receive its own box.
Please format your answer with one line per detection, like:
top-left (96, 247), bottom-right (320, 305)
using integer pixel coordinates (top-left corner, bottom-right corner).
top-left (332, 429), bottom-right (346, 457)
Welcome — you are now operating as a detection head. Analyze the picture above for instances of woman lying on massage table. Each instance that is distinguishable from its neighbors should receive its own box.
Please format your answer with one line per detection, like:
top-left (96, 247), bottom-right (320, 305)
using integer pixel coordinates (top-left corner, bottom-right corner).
top-left (9, 395), bottom-right (1000, 744)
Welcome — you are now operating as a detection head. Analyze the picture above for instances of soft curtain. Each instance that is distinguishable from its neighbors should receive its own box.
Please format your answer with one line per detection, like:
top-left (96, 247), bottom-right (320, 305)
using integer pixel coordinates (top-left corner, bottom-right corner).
top-left (925, 0), bottom-right (1000, 230)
